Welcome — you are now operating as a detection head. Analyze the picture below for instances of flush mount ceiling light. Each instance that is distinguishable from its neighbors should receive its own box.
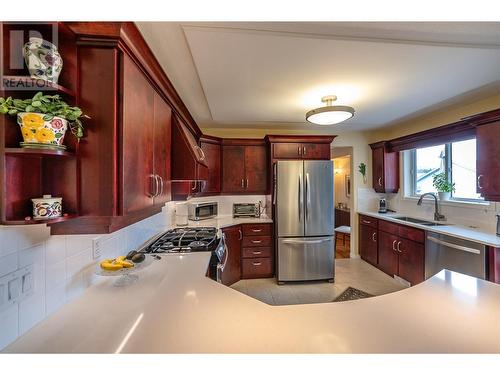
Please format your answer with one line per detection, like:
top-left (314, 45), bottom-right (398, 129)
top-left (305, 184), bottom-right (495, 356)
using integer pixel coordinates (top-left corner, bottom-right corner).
top-left (306, 95), bottom-right (355, 125)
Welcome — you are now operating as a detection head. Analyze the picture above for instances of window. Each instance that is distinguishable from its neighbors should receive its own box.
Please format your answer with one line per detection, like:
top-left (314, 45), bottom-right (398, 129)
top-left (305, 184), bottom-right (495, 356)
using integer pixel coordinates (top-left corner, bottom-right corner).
top-left (409, 138), bottom-right (482, 201)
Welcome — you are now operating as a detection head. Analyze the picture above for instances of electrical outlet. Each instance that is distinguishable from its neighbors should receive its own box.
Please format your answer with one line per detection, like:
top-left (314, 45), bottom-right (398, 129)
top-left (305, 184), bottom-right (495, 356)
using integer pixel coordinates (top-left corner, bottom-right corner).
top-left (92, 237), bottom-right (102, 260)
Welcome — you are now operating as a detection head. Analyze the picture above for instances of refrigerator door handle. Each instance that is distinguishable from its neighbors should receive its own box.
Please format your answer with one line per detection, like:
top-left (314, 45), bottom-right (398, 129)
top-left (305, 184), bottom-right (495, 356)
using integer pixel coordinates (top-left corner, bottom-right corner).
top-left (305, 172), bottom-right (311, 221)
top-left (282, 238), bottom-right (331, 245)
top-left (298, 173), bottom-right (303, 221)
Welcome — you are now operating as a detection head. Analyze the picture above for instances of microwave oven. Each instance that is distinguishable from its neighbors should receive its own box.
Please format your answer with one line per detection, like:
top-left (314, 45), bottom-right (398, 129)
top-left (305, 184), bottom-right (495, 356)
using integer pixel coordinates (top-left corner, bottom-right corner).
top-left (188, 201), bottom-right (218, 221)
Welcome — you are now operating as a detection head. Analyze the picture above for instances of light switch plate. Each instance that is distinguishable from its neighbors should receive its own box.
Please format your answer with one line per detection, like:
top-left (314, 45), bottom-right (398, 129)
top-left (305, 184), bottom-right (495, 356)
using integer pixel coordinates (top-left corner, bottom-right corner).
top-left (92, 237), bottom-right (102, 260)
top-left (0, 265), bottom-right (34, 312)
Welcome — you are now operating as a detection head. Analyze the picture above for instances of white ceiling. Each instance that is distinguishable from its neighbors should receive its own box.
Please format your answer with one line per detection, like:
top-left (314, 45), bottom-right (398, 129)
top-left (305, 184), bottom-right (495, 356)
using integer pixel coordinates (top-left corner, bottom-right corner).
top-left (136, 22), bottom-right (500, 132)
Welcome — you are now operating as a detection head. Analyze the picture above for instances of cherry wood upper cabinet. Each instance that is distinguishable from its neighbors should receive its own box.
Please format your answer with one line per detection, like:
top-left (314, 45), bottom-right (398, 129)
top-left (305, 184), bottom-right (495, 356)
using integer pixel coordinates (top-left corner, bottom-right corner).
top-left (198, 136), bottom-right (221, 195)
top-left (472, 119), bottom-right (500, 201)
top-left (267, 136), bottom-right (335, 160)
top-left (369, 141), bottom-right (399, 193)
top-left (153, 93), bottom-right (172, 205)
top-left (222, 140), bottom-right (268, 194)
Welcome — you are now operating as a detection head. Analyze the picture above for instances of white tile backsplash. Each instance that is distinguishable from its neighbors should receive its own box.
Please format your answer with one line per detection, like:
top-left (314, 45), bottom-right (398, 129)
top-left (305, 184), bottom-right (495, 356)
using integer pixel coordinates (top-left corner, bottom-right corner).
top-left (0, 201), bottom-right (176, 350)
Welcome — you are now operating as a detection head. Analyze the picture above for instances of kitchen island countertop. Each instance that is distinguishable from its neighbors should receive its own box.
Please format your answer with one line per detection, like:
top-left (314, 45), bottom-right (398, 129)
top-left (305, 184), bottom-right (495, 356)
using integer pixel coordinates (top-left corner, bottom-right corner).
top-left (4, 251), bottom-right (500, 353)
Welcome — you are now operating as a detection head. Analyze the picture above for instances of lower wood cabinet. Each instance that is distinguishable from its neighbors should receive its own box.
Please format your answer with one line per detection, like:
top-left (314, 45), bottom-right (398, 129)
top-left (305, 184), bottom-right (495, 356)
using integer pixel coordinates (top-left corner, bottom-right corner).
top-left (359, 215), bottom-right (378, 266)
top-left (241, 223), bottom-right (274, 279)
top-left (241, 257), bottom-right (273, 279)
top-left (220, 225), bottom-right (242, 286)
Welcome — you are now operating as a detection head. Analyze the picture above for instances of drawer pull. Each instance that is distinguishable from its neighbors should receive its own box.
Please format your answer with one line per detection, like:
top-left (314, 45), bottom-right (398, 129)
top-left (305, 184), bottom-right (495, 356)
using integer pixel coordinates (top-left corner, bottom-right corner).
top-left (252, 262), bottom-right (262, 266)
top-left (251, 240), bottom-right (262, 244)
top-left (362, 219), bottom-right (371, 224)
top-left (252, 229), bottom-right (263, 232)
top-left (252, 251), bottom-right (262, 255)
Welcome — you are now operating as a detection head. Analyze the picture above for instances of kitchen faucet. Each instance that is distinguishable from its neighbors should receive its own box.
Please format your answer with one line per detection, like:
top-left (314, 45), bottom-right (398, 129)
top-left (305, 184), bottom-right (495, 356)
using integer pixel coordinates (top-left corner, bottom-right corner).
top-left (417, 192), bottom-right (446, 221)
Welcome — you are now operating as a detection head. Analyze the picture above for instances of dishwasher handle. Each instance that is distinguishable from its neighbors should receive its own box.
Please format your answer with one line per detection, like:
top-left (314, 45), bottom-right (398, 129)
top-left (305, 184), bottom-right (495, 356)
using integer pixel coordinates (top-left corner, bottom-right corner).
top-left (426, 235), bottom-right (481, 255)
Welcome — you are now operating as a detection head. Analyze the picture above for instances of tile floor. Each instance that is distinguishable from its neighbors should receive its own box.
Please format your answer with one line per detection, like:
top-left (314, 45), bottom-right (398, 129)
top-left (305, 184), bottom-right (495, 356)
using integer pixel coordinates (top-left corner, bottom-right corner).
top-left (231, 258), bottom-right (407, 305)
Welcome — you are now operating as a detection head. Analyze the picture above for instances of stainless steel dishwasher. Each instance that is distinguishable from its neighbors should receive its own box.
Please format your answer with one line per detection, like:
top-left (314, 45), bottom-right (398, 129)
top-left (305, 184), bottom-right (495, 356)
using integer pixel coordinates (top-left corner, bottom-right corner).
top-left (425, 232), bottom-right (486, 279)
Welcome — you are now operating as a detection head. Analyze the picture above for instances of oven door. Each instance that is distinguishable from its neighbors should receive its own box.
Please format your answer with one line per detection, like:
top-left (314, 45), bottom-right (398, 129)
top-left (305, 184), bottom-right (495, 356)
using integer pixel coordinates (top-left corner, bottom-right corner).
top-left (215, 233), bottom-right (228, 283)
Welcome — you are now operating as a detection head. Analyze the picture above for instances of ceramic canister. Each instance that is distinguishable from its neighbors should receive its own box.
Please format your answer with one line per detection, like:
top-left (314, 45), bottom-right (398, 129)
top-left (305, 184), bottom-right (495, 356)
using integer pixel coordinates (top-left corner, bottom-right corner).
top-left (23, 37), bottom-right (63, 84)
top-left (17, 113), bottom-right (68, 147)
top-left (31, 195), bottom-right (62, 220)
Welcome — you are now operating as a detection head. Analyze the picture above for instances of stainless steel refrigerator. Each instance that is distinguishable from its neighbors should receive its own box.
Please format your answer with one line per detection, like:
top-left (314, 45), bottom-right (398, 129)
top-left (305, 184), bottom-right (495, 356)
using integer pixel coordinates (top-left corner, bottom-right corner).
top-left (274, 160), bottom-right (334, 283)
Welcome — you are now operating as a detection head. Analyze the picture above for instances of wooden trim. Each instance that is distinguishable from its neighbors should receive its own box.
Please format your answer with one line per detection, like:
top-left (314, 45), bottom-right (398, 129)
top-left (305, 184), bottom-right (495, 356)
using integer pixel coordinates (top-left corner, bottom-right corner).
top-left (264, 135), bottom-right (336, 144)
top-left (464, 108), bottom-right (500, 127)
top-left (221, 138), bottom-right (266, 146)
top-left (200, 134), bottom-right (222, 144)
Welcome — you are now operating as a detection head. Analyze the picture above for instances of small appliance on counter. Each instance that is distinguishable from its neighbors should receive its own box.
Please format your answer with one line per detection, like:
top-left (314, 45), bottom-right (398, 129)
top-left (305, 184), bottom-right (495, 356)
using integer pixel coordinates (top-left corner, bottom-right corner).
top-left (233, 202), bottom-right (261, 218)
top-left (188, 201), bottom-right (218, 221)
top-left (31, 194), bottom-right (62, 220)
top-left (378, 198), bottom-right (388, 213)
top-left (174, 202), bottom-right (189, 226)
top-left (140, 227), bottom-right (226, 283)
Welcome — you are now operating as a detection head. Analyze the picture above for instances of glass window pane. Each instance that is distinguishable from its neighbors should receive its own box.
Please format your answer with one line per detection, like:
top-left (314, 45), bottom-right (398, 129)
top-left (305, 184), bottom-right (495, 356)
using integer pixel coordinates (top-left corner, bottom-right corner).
top-left (414, 144), bottom-right (446, 195)
top-left (451, 139), bottom-right (481, 200)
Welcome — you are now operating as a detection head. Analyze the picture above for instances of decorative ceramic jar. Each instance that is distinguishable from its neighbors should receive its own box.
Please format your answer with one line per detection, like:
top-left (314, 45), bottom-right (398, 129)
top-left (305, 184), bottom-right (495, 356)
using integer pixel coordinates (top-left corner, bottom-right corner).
top-left (17, 112), bottom-right (68, 150)
top-left (31, 195), bottom-right (62, 220)
top-left (438, 192), bottom-right (451, 201)
top-left (23, 37), bottom-right (63, 84)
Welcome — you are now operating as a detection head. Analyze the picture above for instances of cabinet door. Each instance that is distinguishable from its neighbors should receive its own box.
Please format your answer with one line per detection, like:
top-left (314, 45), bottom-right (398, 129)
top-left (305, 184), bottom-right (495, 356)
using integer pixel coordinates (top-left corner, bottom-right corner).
top-left (359, 224), bottom-right (378, 266)
top-left (378, 231), bottom-right (399, 277)
top-left (476, 122), bottom-right (500, 199)
top-left (222, 146), bottom-right (246, 193)
top-left (372, 146), bottom-right (385, 193)
top-left (398, 238), bottom-right (425, 285)
top-left (273, 143), bottom-right (304, 159)
top-left (245, 145), bottom-right (267, 193)
top-left (122, 55), bottom-right (155, 214)
top-left (153, 93), bottom-right (172, 206)
top-left (220, 225), bottom-right (242, 286)
top-left (199, 141), bottom-right (221, 194)
top-left (302, 143), bottom-right (330, 159)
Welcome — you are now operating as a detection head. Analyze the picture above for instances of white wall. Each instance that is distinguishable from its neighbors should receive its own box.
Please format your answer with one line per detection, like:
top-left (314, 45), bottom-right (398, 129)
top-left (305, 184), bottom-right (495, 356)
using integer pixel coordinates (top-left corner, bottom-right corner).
top-left (0, 202), bottom-right (176, 350)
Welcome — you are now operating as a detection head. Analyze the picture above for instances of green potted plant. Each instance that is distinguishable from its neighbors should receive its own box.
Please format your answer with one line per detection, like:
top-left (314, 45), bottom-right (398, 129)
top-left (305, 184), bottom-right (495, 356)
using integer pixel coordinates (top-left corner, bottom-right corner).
top-left (0, 92), bottom-right (89, 150)
top-left (432, 172), bottom-right (455, 201)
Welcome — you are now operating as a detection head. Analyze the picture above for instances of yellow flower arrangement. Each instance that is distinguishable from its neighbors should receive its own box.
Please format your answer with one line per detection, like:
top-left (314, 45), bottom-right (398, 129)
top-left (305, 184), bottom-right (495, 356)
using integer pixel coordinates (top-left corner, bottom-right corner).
top-left (21, 128), bottom-right (37, 142)
top-left (22, 113), bottom-right (45, 129)
top-left (35, 128), bottom-right (55, 143)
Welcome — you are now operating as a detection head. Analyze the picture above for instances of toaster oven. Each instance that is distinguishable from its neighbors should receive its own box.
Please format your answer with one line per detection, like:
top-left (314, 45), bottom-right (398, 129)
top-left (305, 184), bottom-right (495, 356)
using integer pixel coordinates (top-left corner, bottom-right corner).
top-left (233, 203), bottom-right (261, 218)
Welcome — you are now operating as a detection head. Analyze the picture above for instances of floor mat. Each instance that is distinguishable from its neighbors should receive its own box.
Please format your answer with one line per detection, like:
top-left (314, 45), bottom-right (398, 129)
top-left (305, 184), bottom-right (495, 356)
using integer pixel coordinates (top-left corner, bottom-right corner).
top-left (333, 286), bottom-right (373, 302)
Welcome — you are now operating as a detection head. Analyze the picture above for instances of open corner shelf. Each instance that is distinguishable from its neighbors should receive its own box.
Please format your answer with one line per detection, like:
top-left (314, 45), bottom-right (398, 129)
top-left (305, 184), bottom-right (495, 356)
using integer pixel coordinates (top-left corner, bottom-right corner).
top-left (4, 147), bottom-right (76, 158)
top-left (2, 214), bottom-right (79, 226)
top-left (1, 75), bottom-right (76, 98)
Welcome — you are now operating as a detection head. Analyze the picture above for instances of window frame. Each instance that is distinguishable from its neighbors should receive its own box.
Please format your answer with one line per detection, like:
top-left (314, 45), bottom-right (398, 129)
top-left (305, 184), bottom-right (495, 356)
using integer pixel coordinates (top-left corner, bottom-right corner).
top-left (408, 139), bottom-right (484, 203)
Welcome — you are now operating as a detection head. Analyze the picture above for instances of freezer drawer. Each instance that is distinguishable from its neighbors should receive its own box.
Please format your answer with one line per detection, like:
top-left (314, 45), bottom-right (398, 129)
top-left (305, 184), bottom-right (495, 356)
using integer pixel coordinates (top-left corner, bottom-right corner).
top-left (277, 236), bottom-right (334, 282)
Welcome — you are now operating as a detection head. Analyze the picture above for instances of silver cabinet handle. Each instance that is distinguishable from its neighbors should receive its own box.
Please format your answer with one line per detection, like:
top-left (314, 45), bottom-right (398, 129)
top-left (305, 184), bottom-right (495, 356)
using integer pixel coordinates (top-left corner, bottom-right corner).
top-left (426, 236), bottom-right (481, 254)
top-left (397, 241), bottom-right (402, 253)
top-left (191, 181), bottom-right (197, 191)
top-left (241, 179), bottom-right (244, 188)
top-left (238, 229), bottom-right (242, 241)
top-left (303, 146), bottom-right (306, 155)
top-left (477, 175), bottom-right (484, 189)
top-left (298, 146), bottom-right (301, 156)
top-left (158, 176), bottom-right (164, 196)
top-left (378, 177), bottom-right (382, 187)
top-left (252, 229), bottom-right (262, 233)
top-left (220, 233), bottom-right (229, 272)
top-left (149, 174), bottom-right (158, 197)
top-left (252, 251), bottom-right (262, 255)
top-left (362, 219), bottom-right (371, 225)
top-left (194, 145), bottom-right (205, 161)
top-left (372, 232), bottom-right (377, 242)
top-left (305, 172), bottom-right (310, 221)
top-left (251, 240), bottom-right (262, 244)
top-left (392, 240), bottom-right (397, 251)
top-left (246, 178), bottom-right (249, 188)
top-left (252, 262), bottom-right (262, 266)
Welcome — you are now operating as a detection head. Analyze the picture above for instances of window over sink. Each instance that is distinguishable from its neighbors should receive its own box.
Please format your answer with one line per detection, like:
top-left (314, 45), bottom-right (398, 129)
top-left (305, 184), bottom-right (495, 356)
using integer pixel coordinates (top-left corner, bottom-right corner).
top-left (408, 138), bottom-right (482, 202)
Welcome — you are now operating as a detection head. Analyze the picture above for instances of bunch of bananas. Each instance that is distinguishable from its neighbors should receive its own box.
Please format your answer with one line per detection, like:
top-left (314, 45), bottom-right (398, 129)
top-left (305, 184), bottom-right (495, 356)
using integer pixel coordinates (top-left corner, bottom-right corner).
top-left (100, 255), bottom-right (134, 271)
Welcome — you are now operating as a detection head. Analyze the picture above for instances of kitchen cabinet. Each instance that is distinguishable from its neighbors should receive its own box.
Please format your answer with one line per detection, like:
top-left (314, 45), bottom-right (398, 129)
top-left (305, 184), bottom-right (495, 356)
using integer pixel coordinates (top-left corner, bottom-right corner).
top-left (377, 219), bottom-right (425, 285)
top-left (197, 137), bottom-right (221, 195)
top-left (241, 223), bottom-right (274, 279)
top-left (222, 140), bottom-right (268, 194)
top-left (369, 141), bottom-right (399, 193)
top-left (272, 142), bottom-right (331, 159)
top-left (358, 215), bottom-right (378, 266)
top-left (220, 225), bottom-right (242, 286)
top-left (475, 120), bottom-right (500, 201)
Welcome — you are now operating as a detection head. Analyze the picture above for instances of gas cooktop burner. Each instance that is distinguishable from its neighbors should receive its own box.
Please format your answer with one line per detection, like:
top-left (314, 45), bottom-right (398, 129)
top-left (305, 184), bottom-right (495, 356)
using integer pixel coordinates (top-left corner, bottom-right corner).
top-left (143, 227), bottom-right (218, 253)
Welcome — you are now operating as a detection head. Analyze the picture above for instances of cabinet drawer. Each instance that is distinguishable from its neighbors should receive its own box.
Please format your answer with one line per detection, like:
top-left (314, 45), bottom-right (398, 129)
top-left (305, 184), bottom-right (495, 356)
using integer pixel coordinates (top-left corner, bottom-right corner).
top-left (398, 225), bottom-right (425, 244)
top-left (242, 246), bottom-right (272, 259)
top-left (242, 223), bottom-right (272, 236)
top-left (359, 215), bottom-right (378, 229)
top-left (241, 257), bottom-right (273, 278)
top-left (242, 236), bottom-right (272, 247)
top-left (379, 220), bottom-right (399, 235)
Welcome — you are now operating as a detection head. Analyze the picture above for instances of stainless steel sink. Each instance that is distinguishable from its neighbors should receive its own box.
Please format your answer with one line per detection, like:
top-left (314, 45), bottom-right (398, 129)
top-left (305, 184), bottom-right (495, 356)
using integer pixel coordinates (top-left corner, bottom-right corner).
top-left (392, 216), bottom-right (450, 226)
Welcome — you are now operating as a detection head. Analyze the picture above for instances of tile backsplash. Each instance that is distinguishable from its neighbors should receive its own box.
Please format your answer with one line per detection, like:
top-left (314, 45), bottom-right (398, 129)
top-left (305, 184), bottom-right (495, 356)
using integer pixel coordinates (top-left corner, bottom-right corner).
top-left (0, 201), bottom-right (175, 350)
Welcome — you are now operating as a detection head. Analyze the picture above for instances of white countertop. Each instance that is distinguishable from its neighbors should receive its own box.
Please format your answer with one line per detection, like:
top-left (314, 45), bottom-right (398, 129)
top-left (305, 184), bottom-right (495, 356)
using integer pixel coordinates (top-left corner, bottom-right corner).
top-left (4, 252), bottom-right (500, 353)
top-left (359, 211), bottom-right (500, 247)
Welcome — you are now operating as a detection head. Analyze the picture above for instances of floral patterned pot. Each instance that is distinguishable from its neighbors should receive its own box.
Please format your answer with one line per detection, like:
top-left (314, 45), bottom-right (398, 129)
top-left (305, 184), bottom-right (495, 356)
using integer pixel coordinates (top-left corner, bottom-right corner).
top-left (23, 37), bottom-right (63, 84)
top-left (17, 112), bottom-right (68, 149)
top-left (31, 195), bottom-right (62, 220)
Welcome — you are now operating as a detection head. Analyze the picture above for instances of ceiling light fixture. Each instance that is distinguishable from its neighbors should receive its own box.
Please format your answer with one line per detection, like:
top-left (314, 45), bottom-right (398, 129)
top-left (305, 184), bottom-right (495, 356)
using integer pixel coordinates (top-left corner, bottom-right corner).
top-left (306, 95), bottom-right (355, 125)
